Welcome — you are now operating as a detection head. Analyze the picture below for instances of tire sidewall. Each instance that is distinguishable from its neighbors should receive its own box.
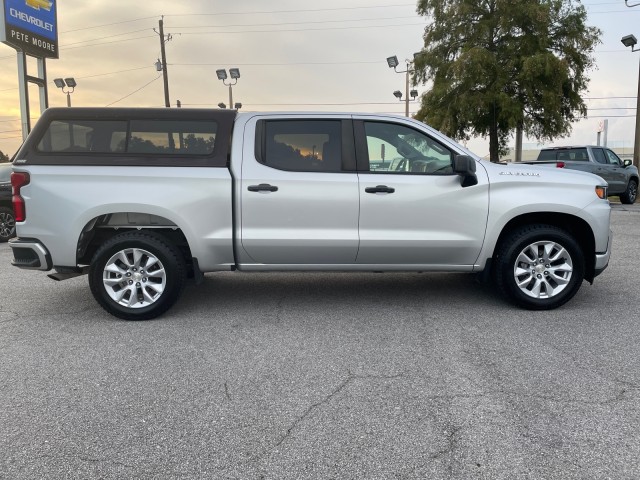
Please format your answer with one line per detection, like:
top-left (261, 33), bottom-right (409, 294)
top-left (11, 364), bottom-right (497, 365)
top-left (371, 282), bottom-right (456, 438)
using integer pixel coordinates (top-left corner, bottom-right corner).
top-left (89, 232), bottom-right (185, 320)
top-left (496, 226), bottom-right (585, 310)
top-left (0, 206), bottom-right (16, 242)
top-left (622, 179), bottom-right (638, 204)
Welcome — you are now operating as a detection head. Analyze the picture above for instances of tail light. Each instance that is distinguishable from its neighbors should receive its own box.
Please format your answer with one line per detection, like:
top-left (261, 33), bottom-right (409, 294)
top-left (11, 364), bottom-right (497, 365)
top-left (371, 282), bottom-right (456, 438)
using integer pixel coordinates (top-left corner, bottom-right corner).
top-left (556, 161), bottom-right (566, 168)
top-left (11, 171), bottom-right (30, 222)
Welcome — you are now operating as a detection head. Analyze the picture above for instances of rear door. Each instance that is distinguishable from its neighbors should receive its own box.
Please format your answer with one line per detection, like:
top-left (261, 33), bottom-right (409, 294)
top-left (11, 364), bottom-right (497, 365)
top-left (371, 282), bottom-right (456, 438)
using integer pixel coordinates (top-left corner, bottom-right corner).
top-left (239, 115), bottom-right (360, 265)
top-left (354, 118), bottom-right (489, 267)
top-left (603, 149), bottom-right (628, 194)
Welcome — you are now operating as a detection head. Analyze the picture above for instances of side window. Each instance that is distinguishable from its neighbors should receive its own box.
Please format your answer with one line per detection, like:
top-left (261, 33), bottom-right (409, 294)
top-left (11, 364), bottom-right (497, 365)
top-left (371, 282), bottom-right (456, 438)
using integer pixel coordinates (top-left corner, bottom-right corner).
top-left (37, 120), bottom-right (127, 153)
top-left (605, 149), bottom-right (622, 166)
top-left (128, 120), bottom-right (217, 155)
top-left (592, 148), bottom-right (607, 164)
top-left (363, 121), bottom-right (453, 174)
top-left (262, 120), bottom-right (342, 172)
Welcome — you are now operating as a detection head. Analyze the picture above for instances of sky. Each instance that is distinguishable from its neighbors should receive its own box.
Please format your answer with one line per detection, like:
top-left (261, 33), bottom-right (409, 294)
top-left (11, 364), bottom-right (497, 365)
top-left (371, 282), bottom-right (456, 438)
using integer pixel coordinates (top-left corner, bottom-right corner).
top-left (0, 0), bottom-right (639, 159)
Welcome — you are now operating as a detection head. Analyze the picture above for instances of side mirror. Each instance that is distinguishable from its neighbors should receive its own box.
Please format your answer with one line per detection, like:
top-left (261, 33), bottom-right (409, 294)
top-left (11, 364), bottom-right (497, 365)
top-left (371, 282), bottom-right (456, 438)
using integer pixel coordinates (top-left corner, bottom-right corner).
top-left (623, 159), bottom-right (632, 167)
top-left (453, 155), bottom-right (478, 187)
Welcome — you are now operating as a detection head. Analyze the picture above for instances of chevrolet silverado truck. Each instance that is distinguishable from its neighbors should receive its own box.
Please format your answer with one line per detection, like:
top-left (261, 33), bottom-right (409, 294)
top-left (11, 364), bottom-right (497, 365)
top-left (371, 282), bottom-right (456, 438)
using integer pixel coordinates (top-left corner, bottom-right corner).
top-left (521, 145), bottom-right (638, 204)
top-left (8, 108), bottom-right (612, 320)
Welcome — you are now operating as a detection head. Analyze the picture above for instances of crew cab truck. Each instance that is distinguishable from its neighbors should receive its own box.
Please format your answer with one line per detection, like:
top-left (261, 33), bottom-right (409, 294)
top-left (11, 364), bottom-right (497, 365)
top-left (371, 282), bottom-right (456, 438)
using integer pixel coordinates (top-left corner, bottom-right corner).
top-left (522, 146), bottom-right (638, 204)
top-left (9, 108), bottom-right (612, 320)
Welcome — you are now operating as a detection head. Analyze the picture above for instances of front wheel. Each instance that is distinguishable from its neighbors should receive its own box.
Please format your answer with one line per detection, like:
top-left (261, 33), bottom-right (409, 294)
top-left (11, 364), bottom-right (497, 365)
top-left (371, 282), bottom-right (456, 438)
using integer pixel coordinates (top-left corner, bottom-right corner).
top-left (493, 225), bottom-right (585, 310)
top-left (89, 231), bottom-right (186, 320)
top-left (619, 179), bottom-right (638, 205)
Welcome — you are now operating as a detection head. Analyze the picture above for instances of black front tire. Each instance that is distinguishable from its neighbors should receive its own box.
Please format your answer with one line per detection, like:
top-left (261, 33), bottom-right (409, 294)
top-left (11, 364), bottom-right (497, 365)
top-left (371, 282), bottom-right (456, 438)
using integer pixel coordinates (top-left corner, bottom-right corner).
top-left (619, 179), bottom-right (638, 205)
top-left (89, 231), bottom-right (186, 320)
top-left (0, 206), bottom-right (16, 243)
top-left (493, 225), bottom-right (585, 310)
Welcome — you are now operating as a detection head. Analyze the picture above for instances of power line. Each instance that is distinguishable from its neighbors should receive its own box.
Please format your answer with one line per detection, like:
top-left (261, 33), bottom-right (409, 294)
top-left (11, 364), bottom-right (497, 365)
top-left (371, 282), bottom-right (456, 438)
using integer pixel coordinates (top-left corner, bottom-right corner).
top-left (164, 4), bottom-right (416, 17)
top-left (105, 75), bottom-right (162, 107)
top-left (61, 16), bottom-right (158, 34)
top-left (169, 15), bottom-right (420, 29)
top-left (168, 22), bottom-right (426, 36)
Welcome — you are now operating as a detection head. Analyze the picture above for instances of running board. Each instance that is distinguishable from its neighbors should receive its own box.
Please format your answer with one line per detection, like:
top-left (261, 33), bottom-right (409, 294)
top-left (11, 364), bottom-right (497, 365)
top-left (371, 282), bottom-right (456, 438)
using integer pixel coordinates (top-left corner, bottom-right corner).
top-left (48, 267), bottom-right (90, 281)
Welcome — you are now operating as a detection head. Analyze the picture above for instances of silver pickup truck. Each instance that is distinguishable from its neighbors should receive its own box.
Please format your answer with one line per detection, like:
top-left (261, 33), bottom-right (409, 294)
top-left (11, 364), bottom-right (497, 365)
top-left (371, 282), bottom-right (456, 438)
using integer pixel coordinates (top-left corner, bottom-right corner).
top-left (8, 108), bottom-right (612, 319)
top-left (525, 146), bottom-right (639, 204)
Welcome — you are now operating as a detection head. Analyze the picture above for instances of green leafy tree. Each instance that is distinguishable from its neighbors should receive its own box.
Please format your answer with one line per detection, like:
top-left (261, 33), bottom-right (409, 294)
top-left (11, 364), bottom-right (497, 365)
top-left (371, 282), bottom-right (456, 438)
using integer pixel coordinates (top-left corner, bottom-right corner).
top-left (0, 150), bottom-right (8, 162)
top-left (413, 0), bottom-right (601, 162)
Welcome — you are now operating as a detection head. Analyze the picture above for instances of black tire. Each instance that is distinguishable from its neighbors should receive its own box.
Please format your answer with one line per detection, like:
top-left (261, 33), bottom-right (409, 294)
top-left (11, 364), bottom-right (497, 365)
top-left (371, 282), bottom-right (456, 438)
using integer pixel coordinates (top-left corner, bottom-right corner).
top-left (89, 231), bottom-right (186, 320)
top-left (619, 179), bottom-right (638, 205)
top-left (493, 225), bottom-right (585, 310)
top-left (0, 206), bottom-right (16, 243)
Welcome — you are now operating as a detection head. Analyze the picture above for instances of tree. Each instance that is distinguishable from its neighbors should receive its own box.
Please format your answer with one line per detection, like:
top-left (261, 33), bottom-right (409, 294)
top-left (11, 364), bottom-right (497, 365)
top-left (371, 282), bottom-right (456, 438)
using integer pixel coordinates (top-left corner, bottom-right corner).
top-left (413, 0), bottom-right (601, 162)
top-left (0, 150), bottom-right (8, 162)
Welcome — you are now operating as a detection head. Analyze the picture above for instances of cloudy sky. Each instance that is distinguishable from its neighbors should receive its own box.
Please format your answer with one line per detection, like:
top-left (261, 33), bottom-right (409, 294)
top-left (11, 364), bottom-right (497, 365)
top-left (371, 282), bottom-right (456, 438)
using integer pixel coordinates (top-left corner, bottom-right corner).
top-left (1, 0), bottom-right (639, 158)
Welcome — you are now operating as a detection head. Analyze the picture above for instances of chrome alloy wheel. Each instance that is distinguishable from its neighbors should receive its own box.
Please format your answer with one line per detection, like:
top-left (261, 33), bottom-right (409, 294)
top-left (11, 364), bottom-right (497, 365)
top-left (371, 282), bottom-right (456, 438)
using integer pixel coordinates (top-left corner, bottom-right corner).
top-left (0, 210), bottom-right (15, 240)
top-left (513, 240), bottom-right (573, 299)
top-left (102, 248), bottom-right (166, 309)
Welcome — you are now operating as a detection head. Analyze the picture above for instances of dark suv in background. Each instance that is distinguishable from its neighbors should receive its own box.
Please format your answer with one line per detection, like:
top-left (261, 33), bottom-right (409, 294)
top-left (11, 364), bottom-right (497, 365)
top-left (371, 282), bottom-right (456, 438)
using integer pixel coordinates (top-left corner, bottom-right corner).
top-left (0, 163), bottom-right (15, 242)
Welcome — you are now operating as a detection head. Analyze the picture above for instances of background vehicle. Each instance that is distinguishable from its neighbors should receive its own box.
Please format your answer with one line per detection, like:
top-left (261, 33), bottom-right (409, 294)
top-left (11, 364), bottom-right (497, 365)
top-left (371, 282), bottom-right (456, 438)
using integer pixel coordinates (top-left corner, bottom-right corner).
top-left (521, 146), bottom-right (638, 204)
top-left (8, 108), bottom-right (612, 319)
top-left (0, 163), bottom-right (16, 242)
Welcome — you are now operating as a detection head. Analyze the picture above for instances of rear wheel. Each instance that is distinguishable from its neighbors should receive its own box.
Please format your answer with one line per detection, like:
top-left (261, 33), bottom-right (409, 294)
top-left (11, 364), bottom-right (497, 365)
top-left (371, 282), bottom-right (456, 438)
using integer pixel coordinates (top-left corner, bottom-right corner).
top-left (89, 231), bottom-right (186, 320)
top-left (493, 225), bottom-right (585, 310)
top-left (0, 206), bottom-right (16, 242)
top-left (620, 179), bottom-right (638, 205)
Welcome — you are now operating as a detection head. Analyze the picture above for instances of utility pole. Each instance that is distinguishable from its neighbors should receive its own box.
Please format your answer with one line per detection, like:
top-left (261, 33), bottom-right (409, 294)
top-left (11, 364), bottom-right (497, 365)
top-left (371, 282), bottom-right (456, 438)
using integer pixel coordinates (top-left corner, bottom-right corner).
top-left (155, 17), bottom-right (172, 108)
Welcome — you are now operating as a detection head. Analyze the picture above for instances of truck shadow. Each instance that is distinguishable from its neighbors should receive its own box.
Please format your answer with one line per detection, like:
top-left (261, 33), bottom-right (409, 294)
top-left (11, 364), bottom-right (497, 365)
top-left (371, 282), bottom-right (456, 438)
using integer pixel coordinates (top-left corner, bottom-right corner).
top-left (176, 271), bottom-right (504, 319)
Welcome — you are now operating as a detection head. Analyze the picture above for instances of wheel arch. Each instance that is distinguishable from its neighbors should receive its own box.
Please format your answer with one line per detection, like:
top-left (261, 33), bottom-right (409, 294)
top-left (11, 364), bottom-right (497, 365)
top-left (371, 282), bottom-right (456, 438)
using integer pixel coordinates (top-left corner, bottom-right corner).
top-left (76, 212), bottom-right (194, 272)
top-left (491, 212), bottom-right (596, 282)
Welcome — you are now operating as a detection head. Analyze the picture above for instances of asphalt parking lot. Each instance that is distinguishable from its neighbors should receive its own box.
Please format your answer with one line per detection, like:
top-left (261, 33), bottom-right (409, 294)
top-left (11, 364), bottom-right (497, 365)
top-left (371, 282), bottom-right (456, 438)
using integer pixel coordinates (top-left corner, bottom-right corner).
top-left (1, 205), bottom-right (639, 479)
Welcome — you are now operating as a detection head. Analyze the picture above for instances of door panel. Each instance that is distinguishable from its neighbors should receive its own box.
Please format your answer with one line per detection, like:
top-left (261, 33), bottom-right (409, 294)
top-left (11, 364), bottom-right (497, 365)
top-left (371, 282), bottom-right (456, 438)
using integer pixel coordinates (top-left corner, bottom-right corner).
top-left (240, 117), bottom-right (359, 265)
top-left (355, 119), bottom-right (489, 266)
top-left (357, 173), bottom-right (489, 265)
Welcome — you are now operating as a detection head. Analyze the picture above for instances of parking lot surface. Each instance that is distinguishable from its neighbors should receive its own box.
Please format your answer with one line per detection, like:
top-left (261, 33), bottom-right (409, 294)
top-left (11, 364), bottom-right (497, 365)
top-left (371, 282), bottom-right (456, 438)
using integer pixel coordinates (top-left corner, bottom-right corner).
top-left (1, 207), bottom-right (639, 479)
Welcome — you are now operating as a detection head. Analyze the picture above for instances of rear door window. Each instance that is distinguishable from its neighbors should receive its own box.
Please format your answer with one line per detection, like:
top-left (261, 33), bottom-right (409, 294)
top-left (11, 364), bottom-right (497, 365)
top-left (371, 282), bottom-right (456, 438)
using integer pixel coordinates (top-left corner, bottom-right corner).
top-left (260, 120), bottom-right (343, 172)
top-left (592, 148), bottom-right (607, 164)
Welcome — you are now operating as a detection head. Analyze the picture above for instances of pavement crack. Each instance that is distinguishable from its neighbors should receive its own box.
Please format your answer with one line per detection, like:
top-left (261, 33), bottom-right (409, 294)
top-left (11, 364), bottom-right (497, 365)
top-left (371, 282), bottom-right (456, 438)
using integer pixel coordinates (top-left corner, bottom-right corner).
top-left (224, 381), bottom-right (231, 401)
top-left (273, 372), bottom-right (356, 449)
top-left (0, 310), bottom-right (19, 324)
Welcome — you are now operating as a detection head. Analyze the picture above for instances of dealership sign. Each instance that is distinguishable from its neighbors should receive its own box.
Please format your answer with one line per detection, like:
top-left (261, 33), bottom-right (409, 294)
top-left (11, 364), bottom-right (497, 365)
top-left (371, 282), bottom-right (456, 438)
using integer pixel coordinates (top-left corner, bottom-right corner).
top-left (0, 0), bottom-right (58, 58)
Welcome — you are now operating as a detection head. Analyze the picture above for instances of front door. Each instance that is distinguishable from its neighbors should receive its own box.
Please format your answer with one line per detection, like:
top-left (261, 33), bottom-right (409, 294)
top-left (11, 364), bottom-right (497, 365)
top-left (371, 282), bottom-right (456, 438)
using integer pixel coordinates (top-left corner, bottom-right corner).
top-left (355, 119), bottom-right (489, 267)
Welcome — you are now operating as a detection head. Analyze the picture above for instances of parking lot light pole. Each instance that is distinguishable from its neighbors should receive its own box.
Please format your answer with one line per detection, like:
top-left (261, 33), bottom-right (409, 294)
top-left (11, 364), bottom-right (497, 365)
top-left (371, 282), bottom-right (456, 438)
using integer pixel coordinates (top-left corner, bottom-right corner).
top-left (216, 68), bottom-right (240, 110)
top-left (621, 34), bottom-right (640, 168)
top-left (53, 77), bottom-right (77, 107)
top-left (387, 55), bottom-right (413, 117)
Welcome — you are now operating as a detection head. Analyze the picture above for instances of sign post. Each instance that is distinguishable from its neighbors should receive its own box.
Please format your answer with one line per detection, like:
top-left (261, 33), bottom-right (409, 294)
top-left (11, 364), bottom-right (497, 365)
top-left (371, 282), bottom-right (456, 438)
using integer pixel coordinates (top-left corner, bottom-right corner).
top-left (0, 0), bottom-right (58, 140)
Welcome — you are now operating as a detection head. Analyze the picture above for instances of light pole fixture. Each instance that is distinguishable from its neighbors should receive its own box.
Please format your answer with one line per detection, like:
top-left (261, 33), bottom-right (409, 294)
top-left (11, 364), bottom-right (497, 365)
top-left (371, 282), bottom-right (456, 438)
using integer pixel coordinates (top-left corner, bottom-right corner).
top-left (392, 89), bottom-right (420, 106)
top-left (387, 54), bottom-right (414, 117)
top-left (216, 68), bottom-right (240, 109)
top-left (622, 33), bottom-right (640, 168)
top-left (53, 77), bottom-right (77, 107)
